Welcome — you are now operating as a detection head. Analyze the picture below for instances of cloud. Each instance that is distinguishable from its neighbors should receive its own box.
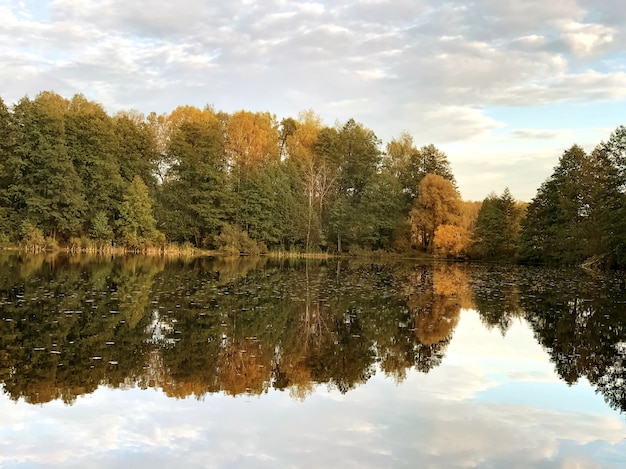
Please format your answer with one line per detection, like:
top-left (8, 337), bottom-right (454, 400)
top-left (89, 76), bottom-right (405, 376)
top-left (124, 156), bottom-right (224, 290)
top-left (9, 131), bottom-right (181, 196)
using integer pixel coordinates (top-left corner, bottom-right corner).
top-left (558, 20), bottom-right (614, 57)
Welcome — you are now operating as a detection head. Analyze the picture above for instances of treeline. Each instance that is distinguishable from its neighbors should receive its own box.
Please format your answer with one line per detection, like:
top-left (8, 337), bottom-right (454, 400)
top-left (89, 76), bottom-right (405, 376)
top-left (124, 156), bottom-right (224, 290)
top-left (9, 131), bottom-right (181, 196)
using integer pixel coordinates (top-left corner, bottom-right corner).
top-left (1, 91), bottom-right (626, 266)
top-left (0, 91), bottom-right (463, 254)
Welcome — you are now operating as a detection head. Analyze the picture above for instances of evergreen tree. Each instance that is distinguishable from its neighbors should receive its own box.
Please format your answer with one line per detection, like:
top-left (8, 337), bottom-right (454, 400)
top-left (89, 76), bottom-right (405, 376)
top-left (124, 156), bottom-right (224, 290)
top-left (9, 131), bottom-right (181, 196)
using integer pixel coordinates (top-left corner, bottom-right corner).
top-left (473, 188), bottom-right (523, 261)
top-left (519, 144), bottom-right (619, 265)
top-left (418, 144), bottom-right (457, 187)
top-left (596, 126), bottom-right (626, 266)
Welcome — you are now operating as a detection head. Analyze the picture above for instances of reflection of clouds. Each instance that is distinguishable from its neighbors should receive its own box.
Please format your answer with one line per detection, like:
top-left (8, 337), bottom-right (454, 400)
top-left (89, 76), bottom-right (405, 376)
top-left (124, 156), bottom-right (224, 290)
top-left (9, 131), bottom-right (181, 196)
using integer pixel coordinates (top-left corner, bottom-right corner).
top-left (0, 312), bottom-right (624, 468)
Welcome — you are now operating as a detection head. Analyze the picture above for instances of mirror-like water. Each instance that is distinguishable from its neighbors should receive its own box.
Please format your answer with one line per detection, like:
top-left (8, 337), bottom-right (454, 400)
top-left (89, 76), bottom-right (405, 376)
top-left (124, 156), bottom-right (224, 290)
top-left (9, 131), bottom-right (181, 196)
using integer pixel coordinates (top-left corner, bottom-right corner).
top-left (0, 253), bottom-right (624, 467)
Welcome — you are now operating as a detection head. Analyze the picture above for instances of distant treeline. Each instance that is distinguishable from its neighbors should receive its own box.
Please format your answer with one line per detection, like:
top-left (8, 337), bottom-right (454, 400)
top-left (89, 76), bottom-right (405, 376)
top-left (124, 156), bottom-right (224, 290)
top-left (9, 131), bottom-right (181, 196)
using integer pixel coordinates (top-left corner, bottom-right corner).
top-left (0, 91), bottom-right (625, 267)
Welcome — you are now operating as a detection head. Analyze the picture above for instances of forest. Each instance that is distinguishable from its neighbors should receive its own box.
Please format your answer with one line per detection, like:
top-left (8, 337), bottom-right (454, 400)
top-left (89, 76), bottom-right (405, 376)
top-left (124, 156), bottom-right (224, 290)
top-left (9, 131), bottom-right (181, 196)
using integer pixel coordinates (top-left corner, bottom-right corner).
top-left (1, 91), bottom-right (626, 268)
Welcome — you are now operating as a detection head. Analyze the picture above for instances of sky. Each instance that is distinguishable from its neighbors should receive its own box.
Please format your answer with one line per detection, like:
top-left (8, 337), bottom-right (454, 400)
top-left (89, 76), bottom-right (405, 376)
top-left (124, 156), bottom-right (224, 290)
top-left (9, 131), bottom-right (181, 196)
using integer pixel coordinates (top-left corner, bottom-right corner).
top-left (2, 0), bottom-right (626, 201)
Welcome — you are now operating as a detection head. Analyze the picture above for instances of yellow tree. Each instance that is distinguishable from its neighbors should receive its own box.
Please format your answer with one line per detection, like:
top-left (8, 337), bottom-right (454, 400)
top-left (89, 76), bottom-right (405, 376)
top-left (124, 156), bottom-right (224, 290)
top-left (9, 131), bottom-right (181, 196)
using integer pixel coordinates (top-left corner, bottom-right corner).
top-left (409, 174), bottom-right (462, 252)
top-left (225, 110), bottom-right (280, 171)
top-left (434, 200), bottom-right (481, 257)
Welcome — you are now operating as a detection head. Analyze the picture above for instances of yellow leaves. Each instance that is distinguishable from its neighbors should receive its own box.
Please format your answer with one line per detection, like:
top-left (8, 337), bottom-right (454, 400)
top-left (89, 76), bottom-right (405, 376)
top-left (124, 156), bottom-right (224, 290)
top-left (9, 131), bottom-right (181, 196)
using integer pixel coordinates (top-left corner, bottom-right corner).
top-left (434, 224), bottom-right (472, 258)
top-left (409, 174), bottom-right (462, 251)
top-left (285, 109), bottom-right (323, 167)
top-left (168, 105), bottom-right (219, 129)
top-left (226, 110), bottom-right (280, 169)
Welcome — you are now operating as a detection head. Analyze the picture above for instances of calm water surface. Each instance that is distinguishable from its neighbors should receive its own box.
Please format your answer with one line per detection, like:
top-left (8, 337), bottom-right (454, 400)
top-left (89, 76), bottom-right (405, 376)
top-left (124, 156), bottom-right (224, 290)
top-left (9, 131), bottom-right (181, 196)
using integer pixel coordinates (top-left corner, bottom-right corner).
top-left (0, 253), bottom-right (624, 468)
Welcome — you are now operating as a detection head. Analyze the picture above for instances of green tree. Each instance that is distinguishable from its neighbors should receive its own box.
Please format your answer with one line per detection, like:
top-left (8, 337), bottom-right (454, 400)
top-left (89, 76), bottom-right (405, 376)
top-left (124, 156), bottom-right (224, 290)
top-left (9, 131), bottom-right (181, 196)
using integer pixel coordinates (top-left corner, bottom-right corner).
top-left (65, 94), bottom-right (124, 226)
top-left (10, 93), bottom-right (86, 239)
top-left (596, 126), bottom-right (626, 266)
top-left (384, 136), bottom-right (456, 204)
top-left (113, 111), bottom-right (159, 190)
top-left (335, 118), bottom-right (381, 198)
top-left (117, 176), bottom-right (161, 247)
top-left (325, 119), bottom-right (382, 251)
top-left (90, 211), bottom-right (114, 245)
top-left (159, 115), bottom-right (230, 246)
top-left (0, 96), bottom-right (16, 238)
top-left (473, 188), bottom-right (523, 261)
top-left (418, 144), bottom-right (456, 187)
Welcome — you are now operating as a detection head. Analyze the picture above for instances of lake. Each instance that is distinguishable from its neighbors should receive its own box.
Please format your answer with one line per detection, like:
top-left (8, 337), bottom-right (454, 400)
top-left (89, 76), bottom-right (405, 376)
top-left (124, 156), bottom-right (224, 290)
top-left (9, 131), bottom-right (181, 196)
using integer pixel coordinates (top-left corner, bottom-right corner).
top-left (0, 253), bottom-right (624, 468)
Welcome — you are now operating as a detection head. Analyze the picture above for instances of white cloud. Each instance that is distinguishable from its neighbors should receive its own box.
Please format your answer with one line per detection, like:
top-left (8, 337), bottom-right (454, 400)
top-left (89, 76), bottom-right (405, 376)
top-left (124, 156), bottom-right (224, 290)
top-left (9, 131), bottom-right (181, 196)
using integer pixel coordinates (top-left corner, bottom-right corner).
top-left (558, 20), bottom-right (614, 57)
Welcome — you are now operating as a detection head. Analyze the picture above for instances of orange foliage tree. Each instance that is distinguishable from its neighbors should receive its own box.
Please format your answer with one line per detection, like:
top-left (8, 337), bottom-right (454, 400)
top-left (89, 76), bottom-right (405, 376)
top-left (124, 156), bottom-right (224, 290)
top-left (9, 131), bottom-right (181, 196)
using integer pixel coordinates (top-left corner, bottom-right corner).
top-left (409, 174), bottom-right (462, 252)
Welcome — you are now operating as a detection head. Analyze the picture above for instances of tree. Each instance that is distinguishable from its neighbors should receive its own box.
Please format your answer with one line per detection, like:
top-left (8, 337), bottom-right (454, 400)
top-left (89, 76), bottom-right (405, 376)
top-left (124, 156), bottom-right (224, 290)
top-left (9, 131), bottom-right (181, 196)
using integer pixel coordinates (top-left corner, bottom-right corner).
top-left (434, 224), bottom-right (471, 258)
top-left (384, 131), bottom-right (421, 201)
top-left (335, 118), bottom-right (381, 198)
top-left (117, 176), bottom-right (161, 247)
top-left (326, 119), bottom-right (382, 251)
top-left (113, 111), bottom-right (159, 189)
top-left (418, 144), bottom-right (456, 187)
top-left (596, 126), bottom-right (626, 266)
top-left (473, 188), bottom-right (523, 261)
top-left (65, 94), bottom-right (124, 226)
top-left (226, 110), bottom-right (280, 172)
top-left (409, 174), bottom-right (462, 252)
top-left (9, 93), bottom-right (86, 239)
top-left (159, 110), bottom-right (230, 246)
top-left (284, 110), bottom-right (326, 250)
top-left (90, 211), bottom-right (114, 245)
top-left (384, 135), bottom-right (456, 204)
top-left (0, 96), bottom-right (16, 238)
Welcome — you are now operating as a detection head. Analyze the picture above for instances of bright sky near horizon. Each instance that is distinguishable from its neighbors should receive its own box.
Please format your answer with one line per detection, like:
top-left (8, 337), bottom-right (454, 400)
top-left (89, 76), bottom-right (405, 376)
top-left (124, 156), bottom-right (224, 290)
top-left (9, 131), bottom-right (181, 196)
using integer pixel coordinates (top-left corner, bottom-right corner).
top-left (2, 0), bottom-right (626, 201)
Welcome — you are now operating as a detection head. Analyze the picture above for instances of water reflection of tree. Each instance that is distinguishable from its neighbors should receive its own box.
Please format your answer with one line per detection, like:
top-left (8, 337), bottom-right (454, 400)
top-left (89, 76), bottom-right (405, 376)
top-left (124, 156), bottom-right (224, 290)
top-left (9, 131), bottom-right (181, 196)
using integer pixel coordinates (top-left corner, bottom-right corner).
top-left (472, 265), bottom-right (626, 413)
top-left (0, 253), bottom-right (159, 404)
top-left (403, 264), bottom-right (471, 372)
top-left (0, 256), bottom-right (482, 404)
top-left (472, 265), bottom-right (524, 335)
top-left (519, 271), bottom-right (626, 412)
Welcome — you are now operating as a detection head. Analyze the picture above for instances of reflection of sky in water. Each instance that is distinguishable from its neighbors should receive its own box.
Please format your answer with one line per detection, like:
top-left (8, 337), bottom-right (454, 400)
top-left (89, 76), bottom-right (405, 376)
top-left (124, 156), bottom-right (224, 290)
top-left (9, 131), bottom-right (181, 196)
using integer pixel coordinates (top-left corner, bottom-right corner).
top-left (0, 310), bottom-right (624, 468)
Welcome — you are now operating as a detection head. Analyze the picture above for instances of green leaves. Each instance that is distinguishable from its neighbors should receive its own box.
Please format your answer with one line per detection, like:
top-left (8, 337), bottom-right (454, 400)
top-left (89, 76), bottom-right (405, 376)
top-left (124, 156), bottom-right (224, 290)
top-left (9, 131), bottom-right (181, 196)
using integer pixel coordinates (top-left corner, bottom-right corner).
top-left (474, 188), bottom-right (523, 261)
top-left (520, 143), bottom-right (623, 266)
top-left (117, 176), bottom-right (161, 248)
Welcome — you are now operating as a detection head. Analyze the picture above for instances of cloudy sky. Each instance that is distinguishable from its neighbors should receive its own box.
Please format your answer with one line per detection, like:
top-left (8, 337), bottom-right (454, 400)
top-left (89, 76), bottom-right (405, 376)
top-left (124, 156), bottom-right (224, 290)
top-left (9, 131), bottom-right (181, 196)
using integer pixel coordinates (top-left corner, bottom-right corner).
top-left (2, 0), bottom-right (626, 200)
